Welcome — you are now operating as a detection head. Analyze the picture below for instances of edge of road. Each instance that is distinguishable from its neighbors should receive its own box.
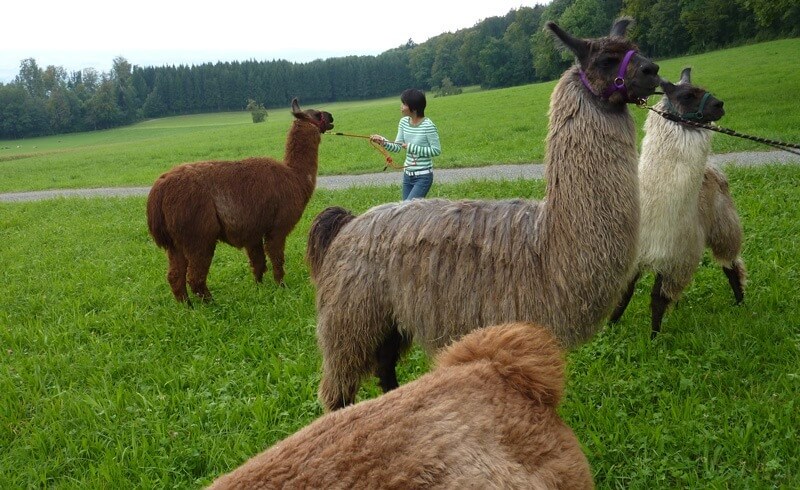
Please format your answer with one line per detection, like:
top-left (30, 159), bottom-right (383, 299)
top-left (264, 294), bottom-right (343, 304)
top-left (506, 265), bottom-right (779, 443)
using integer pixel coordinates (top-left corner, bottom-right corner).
top-left (1, 150), bottom-right (798, 203)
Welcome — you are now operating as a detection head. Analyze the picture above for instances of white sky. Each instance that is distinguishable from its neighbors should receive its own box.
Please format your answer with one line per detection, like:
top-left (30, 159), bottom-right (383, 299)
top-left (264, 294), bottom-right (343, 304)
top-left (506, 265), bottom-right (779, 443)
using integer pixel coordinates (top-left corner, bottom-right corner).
top-left (1, 0), bottom-right (546, 83)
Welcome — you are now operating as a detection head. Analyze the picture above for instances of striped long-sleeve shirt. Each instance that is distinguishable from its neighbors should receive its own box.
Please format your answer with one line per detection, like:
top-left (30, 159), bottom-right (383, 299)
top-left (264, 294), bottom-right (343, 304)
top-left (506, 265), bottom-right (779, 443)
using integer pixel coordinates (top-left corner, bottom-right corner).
top-left (383, 116), bottom-right (441, 172)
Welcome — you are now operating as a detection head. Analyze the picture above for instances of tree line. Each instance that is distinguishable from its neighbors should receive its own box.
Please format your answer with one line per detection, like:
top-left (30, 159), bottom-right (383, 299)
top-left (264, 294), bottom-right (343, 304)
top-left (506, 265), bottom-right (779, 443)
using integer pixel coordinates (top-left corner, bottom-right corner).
top-left (1, 0), bottom-right (796, 139)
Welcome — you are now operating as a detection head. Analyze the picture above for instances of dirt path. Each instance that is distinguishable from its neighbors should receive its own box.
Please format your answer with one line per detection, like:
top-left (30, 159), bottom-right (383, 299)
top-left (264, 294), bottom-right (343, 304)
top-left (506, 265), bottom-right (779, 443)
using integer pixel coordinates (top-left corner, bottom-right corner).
top-left (1, 150), bottom-right (798, 203)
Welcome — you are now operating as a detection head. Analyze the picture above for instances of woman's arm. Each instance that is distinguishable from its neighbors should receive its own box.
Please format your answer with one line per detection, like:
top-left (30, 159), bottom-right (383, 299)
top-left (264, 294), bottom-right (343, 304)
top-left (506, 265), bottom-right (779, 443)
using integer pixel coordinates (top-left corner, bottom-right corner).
top-left (406, 121), bottom-right (441, 157)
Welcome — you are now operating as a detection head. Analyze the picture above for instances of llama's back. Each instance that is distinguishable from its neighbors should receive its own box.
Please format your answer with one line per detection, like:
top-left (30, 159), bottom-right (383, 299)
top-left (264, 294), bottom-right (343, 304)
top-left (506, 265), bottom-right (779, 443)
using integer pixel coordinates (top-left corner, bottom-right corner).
top-left (208, 322), bottom-right (592, 490)
top-left (316, 197), bottom-right (558, 351)
top-left (436, 322), bottom-right (565, 406)
top-left (149, 158), bottom-right (310, 248)
top-left (148, 161), bottom-right (255, 248)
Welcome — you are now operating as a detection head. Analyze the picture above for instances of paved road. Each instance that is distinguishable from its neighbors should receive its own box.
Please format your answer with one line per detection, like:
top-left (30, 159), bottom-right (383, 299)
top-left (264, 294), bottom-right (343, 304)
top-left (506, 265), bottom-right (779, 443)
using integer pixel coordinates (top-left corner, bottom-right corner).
top-left (1, 150), bottom-right (798, 203)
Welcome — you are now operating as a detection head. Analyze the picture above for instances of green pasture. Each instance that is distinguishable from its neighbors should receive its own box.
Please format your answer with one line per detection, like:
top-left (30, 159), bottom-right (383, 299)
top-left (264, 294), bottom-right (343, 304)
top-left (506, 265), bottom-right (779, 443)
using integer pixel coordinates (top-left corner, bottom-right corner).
top-left (1, 38), bottom-right (799, 194)
top-left (1, 164), bottom-right (799, 488)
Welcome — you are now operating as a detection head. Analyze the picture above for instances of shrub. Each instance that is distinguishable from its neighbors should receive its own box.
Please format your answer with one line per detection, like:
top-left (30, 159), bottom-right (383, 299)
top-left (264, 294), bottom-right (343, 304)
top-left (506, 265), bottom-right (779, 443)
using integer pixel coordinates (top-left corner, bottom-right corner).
top-left (246, 99), bottom-right (268, 123)
top-left (433, 77), bottom-right (463, 98)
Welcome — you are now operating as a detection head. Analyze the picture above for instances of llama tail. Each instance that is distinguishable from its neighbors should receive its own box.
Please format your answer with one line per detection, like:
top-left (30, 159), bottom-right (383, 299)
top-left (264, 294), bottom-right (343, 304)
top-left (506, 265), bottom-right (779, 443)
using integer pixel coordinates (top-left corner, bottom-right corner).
top-left (305, 206), bottom-right (356, 282)
top-left (146, 179), bottom-right (173, 249)
top-left (436, 322), bottom-right (566, 407)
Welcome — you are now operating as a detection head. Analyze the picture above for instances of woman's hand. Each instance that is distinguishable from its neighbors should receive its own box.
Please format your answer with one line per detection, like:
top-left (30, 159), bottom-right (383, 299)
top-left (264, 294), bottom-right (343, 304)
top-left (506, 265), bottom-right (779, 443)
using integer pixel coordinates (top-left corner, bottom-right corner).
top-left (370, 134), bottom-right (387, 144)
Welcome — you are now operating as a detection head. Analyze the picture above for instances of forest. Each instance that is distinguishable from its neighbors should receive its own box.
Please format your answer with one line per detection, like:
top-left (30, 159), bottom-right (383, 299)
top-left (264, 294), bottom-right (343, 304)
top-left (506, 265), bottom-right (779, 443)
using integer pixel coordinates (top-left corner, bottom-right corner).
top-left (1, 0), bottom-right (797, 139)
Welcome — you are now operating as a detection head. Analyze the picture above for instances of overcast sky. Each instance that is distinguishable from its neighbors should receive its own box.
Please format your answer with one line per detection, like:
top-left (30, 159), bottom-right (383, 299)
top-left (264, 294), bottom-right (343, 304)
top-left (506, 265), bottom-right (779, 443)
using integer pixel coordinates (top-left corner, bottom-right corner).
top-left (1, 1), bottom-right (545, 83)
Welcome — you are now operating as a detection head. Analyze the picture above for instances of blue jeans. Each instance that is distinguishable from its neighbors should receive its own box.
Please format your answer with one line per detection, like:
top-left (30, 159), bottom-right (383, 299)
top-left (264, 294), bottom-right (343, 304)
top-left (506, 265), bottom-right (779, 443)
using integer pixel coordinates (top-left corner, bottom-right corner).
top-left (402, 171), bottom-right (433, 200)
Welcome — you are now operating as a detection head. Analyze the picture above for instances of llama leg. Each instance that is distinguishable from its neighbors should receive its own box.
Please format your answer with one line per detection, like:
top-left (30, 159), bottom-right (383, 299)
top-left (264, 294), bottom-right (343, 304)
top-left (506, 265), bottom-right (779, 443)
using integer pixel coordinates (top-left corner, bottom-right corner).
top-left (723, 259), bottom-right (745, 304)
top-left (244, 242), bottom-right (267, 283)
top-left (375, 326), bottom-right (411, 393)
top-left (265, 235), bottom-right (287, 286)
top-left (318, 362), bottom-right (361, 411)
top-left (317, 329), bottom-right (370, 410)
top-left (650, 274), bottom-right (672, 339)
top-left (609, 272), bottom-right (640, 324)
top-left (317, 309), bottom-right (383, 410)
top-left (166, 248), bottom-right (189, 302)
top-left (186, 246), bottom-right (215, 302)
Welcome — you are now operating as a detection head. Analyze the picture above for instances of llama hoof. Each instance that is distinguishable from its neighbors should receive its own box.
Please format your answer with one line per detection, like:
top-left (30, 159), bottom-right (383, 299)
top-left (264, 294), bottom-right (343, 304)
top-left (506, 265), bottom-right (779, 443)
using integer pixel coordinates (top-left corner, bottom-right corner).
top-left (196, 293), bottom-right (213, 303)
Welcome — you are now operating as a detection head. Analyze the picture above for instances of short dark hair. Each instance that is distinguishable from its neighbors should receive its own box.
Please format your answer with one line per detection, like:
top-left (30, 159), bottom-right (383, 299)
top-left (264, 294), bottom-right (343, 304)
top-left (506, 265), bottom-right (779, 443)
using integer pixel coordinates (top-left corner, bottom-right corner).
top-left (401, 89), bottom-right (426, 117)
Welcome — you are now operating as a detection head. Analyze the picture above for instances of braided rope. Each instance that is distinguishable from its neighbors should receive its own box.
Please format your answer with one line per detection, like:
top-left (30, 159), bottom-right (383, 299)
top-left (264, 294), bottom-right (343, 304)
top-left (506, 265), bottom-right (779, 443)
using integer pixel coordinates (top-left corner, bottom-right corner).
top-left (329, 132), bottom-right (403, 170)
top-left (644, 104), bottom-right (800, 156)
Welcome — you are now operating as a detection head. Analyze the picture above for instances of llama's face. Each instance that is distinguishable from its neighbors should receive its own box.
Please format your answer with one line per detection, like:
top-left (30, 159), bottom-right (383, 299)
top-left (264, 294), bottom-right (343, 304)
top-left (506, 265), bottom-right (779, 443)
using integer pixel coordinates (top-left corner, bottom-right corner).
top-left (661, 69), bottom-right (724, 123)
top-left (547, 18), bottom-right (661, 104)
top-left (290, 98), bottom-right (335, 133)
top-left (304, 109), bottom-right (335, 133)
top-left (586, 39), bottom-right (660, 103)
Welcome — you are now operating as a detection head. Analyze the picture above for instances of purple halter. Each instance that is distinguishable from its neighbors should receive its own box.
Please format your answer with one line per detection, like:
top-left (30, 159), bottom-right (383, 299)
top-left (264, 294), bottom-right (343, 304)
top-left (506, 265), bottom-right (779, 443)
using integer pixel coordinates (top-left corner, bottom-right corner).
top-left (580, 49), bottom-right (637, 101)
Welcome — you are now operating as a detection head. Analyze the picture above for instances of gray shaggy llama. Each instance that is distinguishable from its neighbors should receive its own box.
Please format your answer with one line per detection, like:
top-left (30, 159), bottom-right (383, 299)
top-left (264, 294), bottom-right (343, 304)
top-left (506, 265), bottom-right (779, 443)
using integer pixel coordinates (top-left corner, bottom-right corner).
top-left (306, 18), bottom-right (661, 410)
top-left (147, 98), bottom-right (334, 303)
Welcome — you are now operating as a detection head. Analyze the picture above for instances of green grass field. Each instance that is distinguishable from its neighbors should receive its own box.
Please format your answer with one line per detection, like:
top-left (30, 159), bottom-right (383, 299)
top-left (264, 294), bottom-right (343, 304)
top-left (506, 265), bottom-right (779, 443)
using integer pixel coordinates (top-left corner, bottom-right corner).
top-left (1, 39), bottom-right (799, 488)
top-left (1, 165), bottom-right (798, 488)
top-left (1, 38), bottom-right (799, 194)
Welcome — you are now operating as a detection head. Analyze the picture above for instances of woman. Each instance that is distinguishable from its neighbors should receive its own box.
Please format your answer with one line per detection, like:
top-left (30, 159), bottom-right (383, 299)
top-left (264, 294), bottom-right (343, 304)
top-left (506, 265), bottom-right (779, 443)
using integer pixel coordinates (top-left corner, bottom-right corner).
top-left (371, 89), bottom-right (441, 200)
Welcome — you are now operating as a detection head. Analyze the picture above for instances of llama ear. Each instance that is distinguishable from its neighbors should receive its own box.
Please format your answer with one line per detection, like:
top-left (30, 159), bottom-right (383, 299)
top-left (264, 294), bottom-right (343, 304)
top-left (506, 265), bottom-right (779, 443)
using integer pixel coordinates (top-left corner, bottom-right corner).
top-left (660, 78), bottom-right (676, 95)
top-left (546, 22), bottom-right (589, 64)
top-left (610, 17), bottom-right (633, 38)
top-left (291, 98), bottom-right (301, 114)
top-left (679, 67), bottom-right (692, 85)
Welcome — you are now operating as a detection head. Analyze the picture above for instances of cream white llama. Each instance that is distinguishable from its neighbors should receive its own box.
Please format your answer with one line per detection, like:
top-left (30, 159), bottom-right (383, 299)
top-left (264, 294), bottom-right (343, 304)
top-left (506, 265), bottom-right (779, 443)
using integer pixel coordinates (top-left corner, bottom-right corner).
top-left (610, 68), bottom-right (746, 337)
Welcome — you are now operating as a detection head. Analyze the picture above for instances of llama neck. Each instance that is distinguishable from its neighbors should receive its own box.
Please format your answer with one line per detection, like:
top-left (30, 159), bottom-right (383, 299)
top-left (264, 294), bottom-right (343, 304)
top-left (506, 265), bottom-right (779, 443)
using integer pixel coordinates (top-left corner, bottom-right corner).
top-left (640, 98), bottom-right (713, 186)
top-left (541, 67), bottom-right (640, 288)
top-left (284, 121), bottom-right (322, 189)
top-left (638, 98), bottom-right (714, 225)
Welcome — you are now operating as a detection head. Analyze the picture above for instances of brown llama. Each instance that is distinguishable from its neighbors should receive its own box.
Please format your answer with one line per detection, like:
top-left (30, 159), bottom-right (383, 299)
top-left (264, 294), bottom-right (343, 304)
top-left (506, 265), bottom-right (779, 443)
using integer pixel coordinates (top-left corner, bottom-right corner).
top-left (147, 98), bottom-right (334, 303)
top-left (609, 68), bottom-right (746, 337)
top-left (206, 322), bottom-right (594, 490)
top-left (305, 18), bottom-right (660, 411)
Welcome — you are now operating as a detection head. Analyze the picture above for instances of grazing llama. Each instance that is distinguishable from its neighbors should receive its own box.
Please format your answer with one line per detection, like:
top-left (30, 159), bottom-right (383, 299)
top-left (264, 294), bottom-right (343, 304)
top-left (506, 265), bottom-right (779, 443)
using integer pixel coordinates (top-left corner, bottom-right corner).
top-left (207, 323), bottom-right (594, 490)
top-left (609, 68), bottom-right (746, 337)
top-left (147, 98), bottom-right (334, 303)
top-left (305, 18), bottom-right (660, 410)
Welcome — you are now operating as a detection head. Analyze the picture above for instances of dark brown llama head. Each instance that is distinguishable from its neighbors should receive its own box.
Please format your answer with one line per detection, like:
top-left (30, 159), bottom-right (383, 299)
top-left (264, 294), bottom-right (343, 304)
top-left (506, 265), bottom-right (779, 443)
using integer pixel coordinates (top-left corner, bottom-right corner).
top-left (546, 17), bottom-right (660, 105)
top-left (291, 98), bottom-right (334, 133)
top-left (659, 68), bottom-right (725, 123)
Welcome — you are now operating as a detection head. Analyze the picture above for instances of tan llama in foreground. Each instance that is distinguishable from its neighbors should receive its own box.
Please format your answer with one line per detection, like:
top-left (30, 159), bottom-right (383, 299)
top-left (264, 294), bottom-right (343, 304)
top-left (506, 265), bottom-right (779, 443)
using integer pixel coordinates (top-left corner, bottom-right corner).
top-left (147, 99), bottom-right (334, 303)
top-left (206, 323), bottom-right (593, 489)
top-left (609, 68), bottom-right (746, 336)
top-left (306, 18), bottom-right (661, 411)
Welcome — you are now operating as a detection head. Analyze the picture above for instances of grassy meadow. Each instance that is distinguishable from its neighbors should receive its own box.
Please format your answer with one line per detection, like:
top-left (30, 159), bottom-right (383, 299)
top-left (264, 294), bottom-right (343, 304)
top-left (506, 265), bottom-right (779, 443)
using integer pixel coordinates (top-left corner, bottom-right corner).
top-left (1, 39), bottom-right (800, 488)
top-left (1, 38), bottom-right (799, 194)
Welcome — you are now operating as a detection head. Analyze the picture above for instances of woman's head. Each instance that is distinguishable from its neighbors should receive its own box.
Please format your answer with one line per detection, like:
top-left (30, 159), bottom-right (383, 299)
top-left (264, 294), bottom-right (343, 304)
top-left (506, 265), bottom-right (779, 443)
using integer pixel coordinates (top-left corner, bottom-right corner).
top-left (400, 89), bottom-right (426, 117)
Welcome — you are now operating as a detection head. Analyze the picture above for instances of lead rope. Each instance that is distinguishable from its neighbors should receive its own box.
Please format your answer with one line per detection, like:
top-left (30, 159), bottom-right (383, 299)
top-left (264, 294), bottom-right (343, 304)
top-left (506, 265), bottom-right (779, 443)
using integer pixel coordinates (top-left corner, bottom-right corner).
top-left (640, 101), bottom-right (800, 156)
top-left (329, 132), bottom-right (404, 170)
